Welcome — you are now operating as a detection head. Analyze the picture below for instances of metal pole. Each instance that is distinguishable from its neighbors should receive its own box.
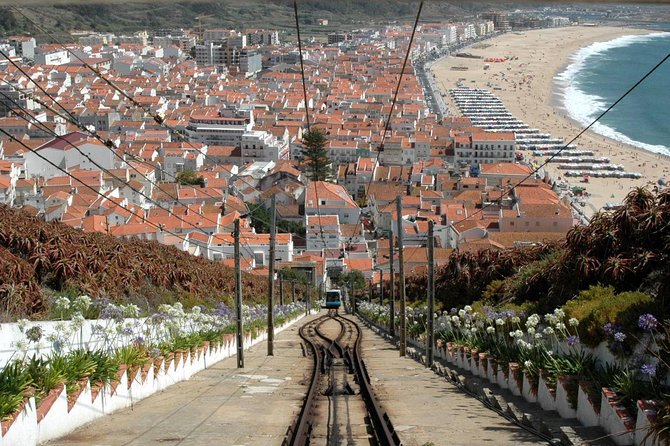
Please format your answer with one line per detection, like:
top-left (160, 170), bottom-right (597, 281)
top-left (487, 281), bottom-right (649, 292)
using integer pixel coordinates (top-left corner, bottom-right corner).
top-left (268, 194), bottom-right (276, 356)
top-left (396, 195), bottom-right (406, 356)
top-left (350, 275), bottom-right (355, 314)
top-left (389, 232), bottom-right (395, 337)
top-left (427, 220), bottom-right (435, 368)
top-left (378, 269), bottom-right (383, 306)
top-left (234, 218), bottom-right (244, 368)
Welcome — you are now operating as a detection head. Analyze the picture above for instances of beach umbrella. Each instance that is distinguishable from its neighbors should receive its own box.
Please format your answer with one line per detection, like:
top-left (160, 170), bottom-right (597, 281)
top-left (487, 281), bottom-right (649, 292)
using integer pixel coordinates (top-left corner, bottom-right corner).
top-left (659, 178), bottom-right (666, 186)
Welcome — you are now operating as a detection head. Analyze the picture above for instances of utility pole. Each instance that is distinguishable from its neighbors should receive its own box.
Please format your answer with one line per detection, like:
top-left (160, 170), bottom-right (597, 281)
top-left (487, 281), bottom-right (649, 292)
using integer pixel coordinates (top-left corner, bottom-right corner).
top-left (389, 232), bottom-right (395, 337)
top-left (369, 278), bottom-right (373, 302)
top-left (268, 194), bottom-right (276, 356)
top-left (291, 280), bottom-right (296, 303)
top-left (427, 220), bottom-right (435, 368)
top-left (396, 195), bottom-right (406, 356)
top-left (279, 272), bottom-right (284, 306)
top-left (378, 269), bottom-right (383, 306)
top-left (350, 275), bottom-right (356, 314)
top-left (234, 218), bottom-right (244, 368)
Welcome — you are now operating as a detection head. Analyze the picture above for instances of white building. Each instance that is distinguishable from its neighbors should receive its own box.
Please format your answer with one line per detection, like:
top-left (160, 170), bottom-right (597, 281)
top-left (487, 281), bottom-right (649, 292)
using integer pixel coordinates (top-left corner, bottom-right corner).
top-left (306, 214), bottom-right (341, 251)
top-left (24, 132), bottom-right (116, 179)
top-left (34, 48), bottom-right (70, 66)
top-left (185, 110), bottom-right (253, 146)
top-left (241, 130), bottom-right (289, 162)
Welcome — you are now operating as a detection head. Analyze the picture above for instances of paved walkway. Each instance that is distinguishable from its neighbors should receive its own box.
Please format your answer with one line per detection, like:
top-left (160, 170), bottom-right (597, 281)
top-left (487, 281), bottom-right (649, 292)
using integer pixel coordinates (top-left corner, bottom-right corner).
top-left (47, 318), bottom-right (312, 446)
top-left (356, 316), bottom-right (543, 446)
top-left (48, 312), bottom-right (544, 446)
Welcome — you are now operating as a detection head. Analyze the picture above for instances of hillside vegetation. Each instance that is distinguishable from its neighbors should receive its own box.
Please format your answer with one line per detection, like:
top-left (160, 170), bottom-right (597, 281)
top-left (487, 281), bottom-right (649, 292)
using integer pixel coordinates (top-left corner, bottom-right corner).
top-left (407, 187), bottom-right (670, 320)
top-left (0, 1), bottom-right (473, 41)
top-left (0, 206), bottom-right (267, 320)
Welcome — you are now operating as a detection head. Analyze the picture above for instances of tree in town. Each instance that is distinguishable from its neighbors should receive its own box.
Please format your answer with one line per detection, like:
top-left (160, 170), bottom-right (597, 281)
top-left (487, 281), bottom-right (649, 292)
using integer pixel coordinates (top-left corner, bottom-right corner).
top-left (176, 170), bottom-right (205, 187)
top-left (302, 129), bottom-right (331, 182)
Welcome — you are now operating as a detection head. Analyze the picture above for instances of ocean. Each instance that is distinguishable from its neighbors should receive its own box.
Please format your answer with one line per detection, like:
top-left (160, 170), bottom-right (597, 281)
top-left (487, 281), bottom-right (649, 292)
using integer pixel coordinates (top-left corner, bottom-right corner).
top-left (556, 30), bottom-right (670, 155)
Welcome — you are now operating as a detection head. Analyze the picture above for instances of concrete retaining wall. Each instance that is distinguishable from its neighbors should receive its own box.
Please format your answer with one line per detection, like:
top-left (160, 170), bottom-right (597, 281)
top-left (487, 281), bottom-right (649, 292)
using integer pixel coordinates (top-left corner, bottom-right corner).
top-left (0, 313), bottom-right (310, 445)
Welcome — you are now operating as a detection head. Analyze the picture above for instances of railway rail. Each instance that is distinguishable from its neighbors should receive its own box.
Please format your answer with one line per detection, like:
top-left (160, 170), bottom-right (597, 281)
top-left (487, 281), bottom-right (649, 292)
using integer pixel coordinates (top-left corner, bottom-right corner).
top-left (283, 311), bottom-right (401, 445)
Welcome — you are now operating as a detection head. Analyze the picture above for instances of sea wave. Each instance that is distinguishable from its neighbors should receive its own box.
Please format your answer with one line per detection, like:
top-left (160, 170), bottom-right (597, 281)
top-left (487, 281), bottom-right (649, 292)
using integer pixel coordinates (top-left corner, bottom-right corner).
top-left (555, 32), bottom-right (670, 155)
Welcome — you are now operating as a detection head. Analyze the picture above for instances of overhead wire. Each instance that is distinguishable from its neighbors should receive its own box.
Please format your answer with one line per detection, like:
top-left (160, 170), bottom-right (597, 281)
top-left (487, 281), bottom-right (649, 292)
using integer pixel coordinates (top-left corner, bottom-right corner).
top-left (0, 87), bottom-right (271, 260)
top-left (401, 48), bottom-right (670, 263)
top-left (0, 56), bottom-right (290, 248)
top-left (0, 127), bottom-right (193, 245)
top-left (1, 12), bottom-right (292, 237)
top-left (0, 85), bottom-right (229, 230)
top-left (293, 0), bottom-right (336, 255)
top-left (0, 89), bottom-right (227, 241)
top-left (342, 1), bottom-right (424, 251)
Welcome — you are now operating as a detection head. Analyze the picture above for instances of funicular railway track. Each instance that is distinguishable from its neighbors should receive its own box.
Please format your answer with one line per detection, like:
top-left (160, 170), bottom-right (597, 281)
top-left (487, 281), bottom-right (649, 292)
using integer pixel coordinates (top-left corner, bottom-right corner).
top-left (283, 312), bottom-right (401, 446)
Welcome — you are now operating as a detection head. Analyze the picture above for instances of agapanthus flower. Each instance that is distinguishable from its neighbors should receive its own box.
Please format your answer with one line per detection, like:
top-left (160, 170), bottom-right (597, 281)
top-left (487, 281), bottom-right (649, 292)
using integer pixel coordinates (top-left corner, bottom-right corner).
top-left (566, 335), bottom-right (579, 347)
top-left (603, 322), bottom-right (614, 335)
top-left (25, 325), bottom-right (43, 343)
top-left (613, 332), bottom-right (627, 343)
top-left (638, 313), bottom-right (658, 332)
top-left (640, 363), bottom-right (656, 378)
top-left (486, 326), bottom-right (495, 334)
top-left (568, 318), bottom-right (579, 327)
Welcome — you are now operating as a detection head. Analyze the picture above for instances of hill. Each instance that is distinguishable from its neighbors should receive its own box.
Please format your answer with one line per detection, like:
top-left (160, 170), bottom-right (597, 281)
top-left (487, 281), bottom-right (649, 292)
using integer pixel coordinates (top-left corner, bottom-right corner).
top-left (0, 1), bottom-right (474, 41)
top-left (0, 205), bottom-right (268, 320)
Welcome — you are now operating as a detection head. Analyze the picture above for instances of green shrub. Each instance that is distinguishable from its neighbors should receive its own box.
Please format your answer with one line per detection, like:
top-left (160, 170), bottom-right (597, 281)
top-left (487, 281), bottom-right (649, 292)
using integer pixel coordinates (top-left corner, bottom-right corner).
top-left (563, 285), bottom-right (653, 347)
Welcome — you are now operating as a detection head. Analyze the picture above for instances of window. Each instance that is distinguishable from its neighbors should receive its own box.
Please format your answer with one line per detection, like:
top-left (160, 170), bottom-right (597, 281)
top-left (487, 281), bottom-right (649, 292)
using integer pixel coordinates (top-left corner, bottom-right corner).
top-left (253, 251), bottom-right (265, 266)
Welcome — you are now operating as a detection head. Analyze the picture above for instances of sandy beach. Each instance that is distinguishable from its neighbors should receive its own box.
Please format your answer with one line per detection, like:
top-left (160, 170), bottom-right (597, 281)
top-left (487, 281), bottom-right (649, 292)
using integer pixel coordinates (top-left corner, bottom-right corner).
top-left (429, 26), bottom-right (670, 218)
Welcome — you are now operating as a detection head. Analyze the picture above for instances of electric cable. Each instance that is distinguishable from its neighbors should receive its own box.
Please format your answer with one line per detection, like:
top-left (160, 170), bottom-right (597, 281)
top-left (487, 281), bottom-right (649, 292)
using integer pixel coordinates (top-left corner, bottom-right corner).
top-left (342, 1), bottom-right (424, 250)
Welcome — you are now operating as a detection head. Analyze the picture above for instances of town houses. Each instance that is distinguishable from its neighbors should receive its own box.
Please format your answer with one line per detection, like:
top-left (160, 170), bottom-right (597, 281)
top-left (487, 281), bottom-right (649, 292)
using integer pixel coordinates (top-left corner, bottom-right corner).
top-left (0, 20), bottom-right (577, 291)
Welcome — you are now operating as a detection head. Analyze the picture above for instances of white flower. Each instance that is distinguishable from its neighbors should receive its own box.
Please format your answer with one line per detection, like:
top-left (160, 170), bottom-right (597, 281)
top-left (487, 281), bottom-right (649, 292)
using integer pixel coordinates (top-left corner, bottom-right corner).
top-left (54, 296), bottom-right (71, 314)
top-left (16, 318), bottom-right (30, 332)
top-left (524, 360), bottom-right (533, 368)
top-left (458, 309), bottom-right (466, 317)
top-left (514, 329), bottom-right (524, 338)
top-left (464, 305), bottom-right (472, 312)
top-left (568, 318), bottom-right (579, 327)
top-left (486, 326), bottom-right (495, 334)
top-left (451, 316), bottom-right (460, 323)
top-left (526, 314), bottom-right (540, 327)
top-left (553, 308), bottom-right (565, 319)
top-left (70, 312), bottom-right (85, 328)
top-left (511, 316), bottom-right (520, 324)
top-left (546, 350), bottom-right (554, 356)
top-left (74, 295), bottom-right (91, 312)
top-left (470, 327), bottom-right (478, 334)
top-left (543, 327), bottom-right (554, 335)
top-left (517, 339), bottom-right (531, 349)
top-left (496, 318), bottom-right (505, 326)
top-left (509, 331), bottom-right (516, 338)
top-left (555, 322), bottom-right (566, 331)
top-left (535, 333), bottom-right (543, 340)
top-left (527, 327), bottom-right (536, 335)
top-left (122, 304), bottom-right (140, 318)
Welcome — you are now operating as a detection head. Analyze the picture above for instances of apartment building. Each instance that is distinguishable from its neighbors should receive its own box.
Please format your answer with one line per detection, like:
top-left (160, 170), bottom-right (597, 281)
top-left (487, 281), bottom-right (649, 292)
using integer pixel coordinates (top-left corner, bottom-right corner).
top-left (304, 181), bottom-right (361, 225)
top-left (453, 131), bottom-right (516, 167)
top-left (241, 130), bottom-right (289, 162)
top-left (185, 110), bottom-right (253, 146)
